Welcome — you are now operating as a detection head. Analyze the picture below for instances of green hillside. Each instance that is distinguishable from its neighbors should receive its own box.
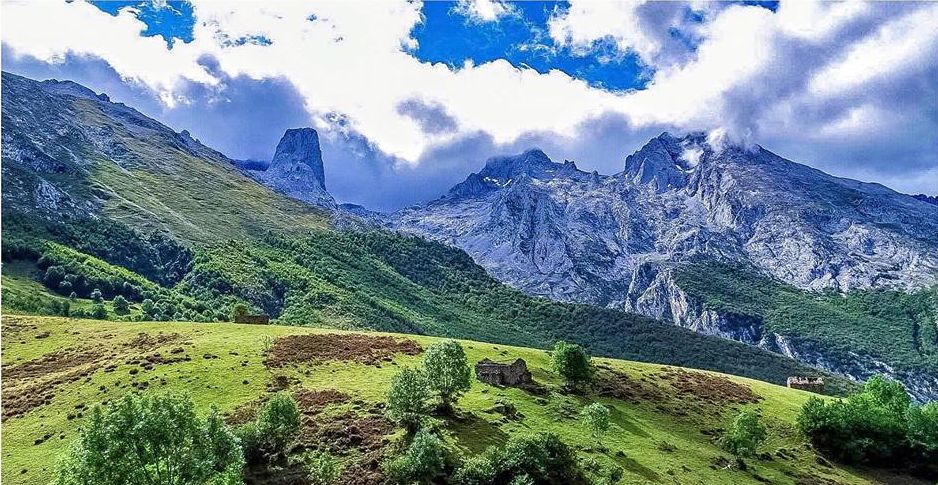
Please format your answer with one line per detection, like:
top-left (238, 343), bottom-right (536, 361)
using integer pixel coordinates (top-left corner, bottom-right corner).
top-left (675, 263), bottom-right (938, 383)
top-left (1, 228), bottom-right (856, 393)
top-left (1, 315), bottom-right (922, 485)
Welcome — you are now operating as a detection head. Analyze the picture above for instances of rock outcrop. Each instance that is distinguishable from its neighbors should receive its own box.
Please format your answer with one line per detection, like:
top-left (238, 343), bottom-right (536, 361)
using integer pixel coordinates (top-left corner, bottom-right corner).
top-left (247, 128), bottom-right (336, 208)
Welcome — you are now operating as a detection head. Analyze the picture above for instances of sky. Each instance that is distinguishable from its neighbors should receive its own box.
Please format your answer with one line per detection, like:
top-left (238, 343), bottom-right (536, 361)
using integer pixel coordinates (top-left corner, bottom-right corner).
top-left (2, 0), bottom-right (936, 211)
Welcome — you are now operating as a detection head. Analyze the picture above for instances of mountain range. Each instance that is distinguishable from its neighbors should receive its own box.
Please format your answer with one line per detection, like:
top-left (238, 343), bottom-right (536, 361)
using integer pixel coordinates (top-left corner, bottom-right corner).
top-left (2, 71), bottom-right (935, 401)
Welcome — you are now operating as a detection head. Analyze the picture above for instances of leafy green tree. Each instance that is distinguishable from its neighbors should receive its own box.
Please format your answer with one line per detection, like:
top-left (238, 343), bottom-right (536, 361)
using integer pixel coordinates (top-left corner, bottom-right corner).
top-left (90, 288), bottom-right (103, 303)
top-left (54, 393), bottom-right (243, 485)
top-left (231, 303), bottom-right (250, 321)
top-left (58, 280), bottom-right (73, 295)
top-left (550, 341), bottom-right (592, 390)
top-left (248, 392), bottom-right (300, 461)
top-left (306, 451), bottom-right (343, 485)
top-left (721, 409), bottom-right (766, 460)
top-left (423, 340), bottom-right (471, 412)
top-left (907, 402), bottom-right (938, 452)
top-left (386, 367), bottom-right (431, 433)
top-left (580, 403), bottom-right (611, 446)
top-left (385, 428), bottom-right (446, 484)
top-left (113, 295), bottom-right (130, 314)
top-left (91, 304), bottom-right (108, 320)
top-left (141, 298), bottom-right (156, 318)
top-left (865, 375), bottom-right (911, 418)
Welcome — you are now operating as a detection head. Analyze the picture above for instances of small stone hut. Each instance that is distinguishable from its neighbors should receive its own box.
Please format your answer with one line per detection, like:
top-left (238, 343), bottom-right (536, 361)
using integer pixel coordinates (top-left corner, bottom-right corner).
top-left (234, 314), bottom-right (270, 325)
top-left (475, 358), bottom-right (532, 386)
top-left (787, 376), bottom-right (824, 393)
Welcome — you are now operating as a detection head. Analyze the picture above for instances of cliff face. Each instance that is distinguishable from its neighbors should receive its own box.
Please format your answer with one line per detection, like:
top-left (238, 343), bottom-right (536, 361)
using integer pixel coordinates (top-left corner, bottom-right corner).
top-left (247, 128), bottom-right (336, 208)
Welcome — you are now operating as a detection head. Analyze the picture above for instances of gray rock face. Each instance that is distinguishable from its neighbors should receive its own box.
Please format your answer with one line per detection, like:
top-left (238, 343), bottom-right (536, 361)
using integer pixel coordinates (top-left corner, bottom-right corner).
top-left (247, 128), bottom-right (335, 208)
top-left (393, 132), bottom-right (938, 398)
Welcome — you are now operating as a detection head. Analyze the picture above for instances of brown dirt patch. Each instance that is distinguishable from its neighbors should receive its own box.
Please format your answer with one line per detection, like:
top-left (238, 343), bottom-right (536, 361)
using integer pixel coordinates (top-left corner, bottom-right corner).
top-left (657, 368), bottom-right (761, 406)
top-left (593, 365), bottom-right (665, 402)
top-left (124, 332), bottom-right (184, 352)
top-left (264, 333), bottom-right (422, 368)
top-left (294, 388), bottom-right (350, 414)
top-left (2, 346), bottom-right (108, 380)
top-left (2, 367), bottom-right (94, 420)
top-left (299, 410), bottom-right (392, 455)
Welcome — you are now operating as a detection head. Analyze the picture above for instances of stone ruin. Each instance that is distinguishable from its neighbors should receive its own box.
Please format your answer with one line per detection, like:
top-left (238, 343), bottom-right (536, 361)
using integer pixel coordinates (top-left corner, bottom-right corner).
top-left (787, 376), bottom-right (824, 394)
top-left (234, 314), bottom-right (270, 325)
top-left (475, 358), bottom-right (533, 387)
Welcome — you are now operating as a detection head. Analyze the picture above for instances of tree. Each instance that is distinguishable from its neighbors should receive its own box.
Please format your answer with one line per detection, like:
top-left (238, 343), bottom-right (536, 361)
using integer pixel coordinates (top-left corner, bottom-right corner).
top-left (59, 280), bottom-right (73, 295)
top-left (55, 393), bottom-right (243, 485)
top-left (141, 298), bottom-right (156, 318)
top-left (231, 303), bottom-right (250, 321)
top-left (306, 451), bottom-right (343, 485)
top-left (254, 392), bottom-right (300, 457)
top-left (550, 341), bottom-right (592, 390)
top-left (91, 304), bottom-right (108, 320)
top-left (384, 428), bottom-right (446, 484)
top-left (721, 409), bottom-right (766, 461)
top-left (89, 288), bottom-right (103, 303)
top-left (113, 295), bottom-right (130, 314)
top-left (580, 403), bottom-right (611, 446)
top-left (386, 367), bottom-right (431, 433)
top-left (423, 340), bottom-right (471, 412)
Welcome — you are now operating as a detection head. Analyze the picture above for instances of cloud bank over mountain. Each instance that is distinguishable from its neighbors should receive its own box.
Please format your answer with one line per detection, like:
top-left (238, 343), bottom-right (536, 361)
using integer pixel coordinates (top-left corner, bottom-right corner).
top-left (3, 0), bottom-right (935, 209)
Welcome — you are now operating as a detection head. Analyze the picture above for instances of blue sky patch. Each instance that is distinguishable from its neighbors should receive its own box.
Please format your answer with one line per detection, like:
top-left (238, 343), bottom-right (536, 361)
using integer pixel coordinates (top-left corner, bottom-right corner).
top-left (411, 1), bottom-right (649, 92)
top-left (91, 1), bottom-right (195, 47)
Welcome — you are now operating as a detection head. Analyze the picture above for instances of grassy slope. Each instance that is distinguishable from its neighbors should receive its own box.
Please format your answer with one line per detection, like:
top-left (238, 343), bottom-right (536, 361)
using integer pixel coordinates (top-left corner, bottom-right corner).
top-left (675, 263), bottom-right (938, 377)
top-left (1, 315), bottom-right (919, 485)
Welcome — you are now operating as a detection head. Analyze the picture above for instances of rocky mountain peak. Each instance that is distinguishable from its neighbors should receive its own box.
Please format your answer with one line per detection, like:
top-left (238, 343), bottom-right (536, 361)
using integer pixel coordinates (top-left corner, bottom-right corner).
top-left (248, 127), bottom-right (335, 208)
top-left (269, 128), bottom-right (326, 189)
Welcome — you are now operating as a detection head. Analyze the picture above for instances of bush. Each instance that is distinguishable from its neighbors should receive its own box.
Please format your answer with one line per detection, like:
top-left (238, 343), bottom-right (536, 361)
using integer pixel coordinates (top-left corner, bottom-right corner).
top-left (55, 393), bottom-right (243, 485)
top-left (580, 403), bottom-right (611, 445)
top-left (550, 341), bottom-right (592, 390)
top-left (90, 288), bottom-right (103, 303)
top-left (386, 367), bottom-right (431, 433)
top-left (239, 393), bottom-right (301, 463)
top-left (231, 302), bottom-right (250, 321)
top-left (455, 432), bottom-right (583, 484)
top-left (90, 303), bottom-right (108, 320)
top-left (385, 428), bottom-right (447, 484)
top-left (423, 340), bottom-right (471, 411)
top-left (306, 450), bottom-right (343, 485)
top-left (113, 295), bottom-right (130, 314)
top-left (720, 409), bottom-right (766, 460)
top-left (798, 375), bottom-right (936, 479)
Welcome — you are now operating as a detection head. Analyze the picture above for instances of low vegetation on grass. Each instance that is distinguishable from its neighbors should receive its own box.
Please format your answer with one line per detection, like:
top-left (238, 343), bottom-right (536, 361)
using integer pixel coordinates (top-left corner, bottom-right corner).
top-left (1, 315), bottom-right (928, 485)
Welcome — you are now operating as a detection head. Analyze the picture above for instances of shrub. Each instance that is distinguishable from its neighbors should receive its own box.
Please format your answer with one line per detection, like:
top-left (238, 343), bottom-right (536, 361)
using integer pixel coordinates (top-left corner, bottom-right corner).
top-left (386, 367), bottom-right (431, 433)
top-left (306, 450), bottom-right (343, 485)
top-left (550, 341), bottom-right (592, 390)
top-left (231, 302), bottom-right (250, 321)
top-left (240, 393), bottom-right (301, 463)
top-left (55, 393), bottom-right (243, 485)
top-left (113, 295), bottom-right (130, 314)
top-left (798, 375), bottom-right (937, 479)
top-left (580, 403), bottom-right (611, 445)
top-left (141, 298), bottom-right (156, 318)
top-left (721, 409), bottom-right (766, 460)
top-left (90, 303), bottom-right (108, 320)
top-left (385, 428), bottom-right (446, 484)
top-left (454, 432), bottom-right (583, 484)
top-left (90, 288), bottom-right (103, 303)
top-left (423, 340), bottom-right (471, 412)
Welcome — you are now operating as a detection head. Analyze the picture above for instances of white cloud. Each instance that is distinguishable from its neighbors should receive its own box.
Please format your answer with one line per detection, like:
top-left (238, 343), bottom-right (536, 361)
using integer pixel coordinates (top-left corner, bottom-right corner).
top-left (2, 0), bottom-right (936, 189)
top-left (452, 0), bottom-right (516, 23)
